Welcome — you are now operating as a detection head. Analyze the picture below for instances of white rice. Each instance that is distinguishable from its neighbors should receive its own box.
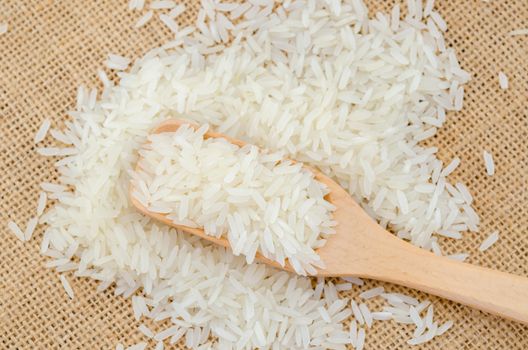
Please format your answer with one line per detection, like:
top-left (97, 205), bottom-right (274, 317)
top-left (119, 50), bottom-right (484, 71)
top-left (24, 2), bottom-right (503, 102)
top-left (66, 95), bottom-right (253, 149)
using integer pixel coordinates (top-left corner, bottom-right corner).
top-left (0, 23), bottom-right (7, 35)
top-left (436, 320), bottom-right (454, 335)
top-left (446, 253), bottom-right (469, 262)
top-left (440, 157), bottom-right (460, 177)
top-left (359, 286), bottom-right (384, 299)
top-left (159, 14), bottom-right (179, 33)
top-left (105, 53), bottom-right (131, 70)
top-left (409, 306), bottom-right (423, 327)
top-left (425, 305), bottom-right (434, 328)
top-left (343, 277), bottom-right (365, 286)
top-left (385, 292), bottom-right (419, 306)
top-left (169, 328), bottom-right (186, 344)
top-left (371, 311), bottom-right (392, 321)
top-left (132, 296), bottom-right (147, 320)
top-left (431, 240), bottom-right (442, 256)
top-left (349, 319), bottom-right (358, 346)
top-left (356, 328), bottom-right (366, 350)
top-left (483, 150), bottom-right (495, 176)
top-left (126, 343), bottom-right (147, 350)
top-left (498, 71), bottom-right (508, 90)
top-left (138, 324), bottom-right (154, 338)
top-left (415, 300), bottom-right (431, 313)
top-left (8, 221), bottom-right (25, 242)
top-left (35, 0), bottom-right (475, 347)
top-left (359, 303), bottom-right (373, 327)
top-left (40, 182), bottom-right (66, 193)
top-left (336, 282), bottom-right (353, 291)
top-left (132, 125), bottom-right (335, 275)
top-left (351, 300), bottom-right (365, 325)
top-left (37, 147), bottom-right (77, 157)
top-left (430, 11), bottom-right (447, 31)
top-left (37, 192), bottom-right (48, 216)
top-left (150, 0), bottom-right (175, 10)
top-left (455, 182), bottom-right (473, 204)
top-left (318, 306), bottom-right (331, 322)
top-left (479, 231), bottom-right (499, 251)
top-left (454, 86), bottom-right (464, 111)
top-left (154, 326), bottom-right (181, 341)
top-left (59, 274), bottom-right (75, 299)
top-left (423, 0), bottom-right (435, 17)
top-left (24, 217), bottom-right (38, 241)
top-left (135, 11), bottom-right (153, 28)
top-left (413, 321), bottom-right (426, 338)
top-left (34, 119), bottom-right (51, 144)
top-left (168, 4), bottom-right (186, 18)
top-left (509, 28), bottom-right (528, 36)
top-left (407, 324), bottom-right (437, 345)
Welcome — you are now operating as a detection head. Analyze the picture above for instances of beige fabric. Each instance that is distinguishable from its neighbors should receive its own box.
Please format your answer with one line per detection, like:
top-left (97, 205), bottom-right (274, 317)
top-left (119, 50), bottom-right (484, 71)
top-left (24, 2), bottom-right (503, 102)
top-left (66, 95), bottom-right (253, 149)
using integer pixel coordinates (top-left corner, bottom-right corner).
top-left (0, 0), bottom-right (527, 348)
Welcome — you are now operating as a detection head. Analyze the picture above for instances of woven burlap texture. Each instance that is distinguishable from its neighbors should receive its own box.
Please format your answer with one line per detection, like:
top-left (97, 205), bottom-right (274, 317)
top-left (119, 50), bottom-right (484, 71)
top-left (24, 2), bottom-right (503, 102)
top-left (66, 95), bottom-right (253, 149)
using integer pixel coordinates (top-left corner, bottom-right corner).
top-left (0, 0), bottom-right (526, 349)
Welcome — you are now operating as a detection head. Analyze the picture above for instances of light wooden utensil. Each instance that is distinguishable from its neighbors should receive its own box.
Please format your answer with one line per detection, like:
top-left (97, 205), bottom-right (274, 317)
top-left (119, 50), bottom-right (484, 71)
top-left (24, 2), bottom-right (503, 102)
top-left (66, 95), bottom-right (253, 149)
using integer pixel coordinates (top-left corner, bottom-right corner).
top-left (131, 119), bottom-right (528, 325)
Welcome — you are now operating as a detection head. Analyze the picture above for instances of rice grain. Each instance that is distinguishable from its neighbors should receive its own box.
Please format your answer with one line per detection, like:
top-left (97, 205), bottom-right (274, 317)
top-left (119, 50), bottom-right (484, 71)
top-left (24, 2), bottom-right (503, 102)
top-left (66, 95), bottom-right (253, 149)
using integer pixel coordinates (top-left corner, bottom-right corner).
top-left (498, 71), bottom-right (508, 90)
top-left (59, 275), bottom-right (74, 299)
top-left (34, 119), bottom-right (51, 143)
top-left (483, 151), bottom-right (495, 176)
top-left (479, 231), bottom-right (499, 251)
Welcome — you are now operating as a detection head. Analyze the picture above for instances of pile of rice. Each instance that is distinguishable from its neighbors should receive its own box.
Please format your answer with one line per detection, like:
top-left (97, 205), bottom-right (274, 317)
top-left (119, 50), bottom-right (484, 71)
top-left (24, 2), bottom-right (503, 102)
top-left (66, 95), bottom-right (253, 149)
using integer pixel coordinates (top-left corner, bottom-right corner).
top-left (131, 124), bottom-right (336, 275)
top-left (27, 0), bottom-right (475, 348)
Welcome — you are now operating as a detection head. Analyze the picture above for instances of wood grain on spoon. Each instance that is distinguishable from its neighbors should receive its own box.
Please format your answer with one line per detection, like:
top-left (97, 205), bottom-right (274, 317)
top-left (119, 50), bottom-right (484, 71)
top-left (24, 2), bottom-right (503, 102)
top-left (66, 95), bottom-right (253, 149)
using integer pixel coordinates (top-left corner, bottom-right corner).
top-left (131, 118), bottom-right (528, 325)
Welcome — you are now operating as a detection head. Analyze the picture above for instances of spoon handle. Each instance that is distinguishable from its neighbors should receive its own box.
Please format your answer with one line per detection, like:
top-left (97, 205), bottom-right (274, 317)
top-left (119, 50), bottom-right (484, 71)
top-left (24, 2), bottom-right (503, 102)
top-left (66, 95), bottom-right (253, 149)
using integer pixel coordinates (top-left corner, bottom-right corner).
top-left (359, 229), bottom-right (528, 324)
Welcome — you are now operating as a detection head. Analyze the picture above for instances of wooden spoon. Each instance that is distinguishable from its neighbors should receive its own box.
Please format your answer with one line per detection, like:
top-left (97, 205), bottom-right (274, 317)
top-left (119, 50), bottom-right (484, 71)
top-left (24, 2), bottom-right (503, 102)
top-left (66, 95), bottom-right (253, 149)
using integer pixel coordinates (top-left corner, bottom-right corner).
top-left (131, 118), bottom-right (528, 325)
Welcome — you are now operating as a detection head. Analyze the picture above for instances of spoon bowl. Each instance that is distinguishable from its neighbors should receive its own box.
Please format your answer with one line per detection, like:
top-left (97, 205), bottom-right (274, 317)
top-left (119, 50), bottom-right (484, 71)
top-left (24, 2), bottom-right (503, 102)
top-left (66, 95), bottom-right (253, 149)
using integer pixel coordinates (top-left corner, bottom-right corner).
top-left (131, 118), bottom-right (528, 325)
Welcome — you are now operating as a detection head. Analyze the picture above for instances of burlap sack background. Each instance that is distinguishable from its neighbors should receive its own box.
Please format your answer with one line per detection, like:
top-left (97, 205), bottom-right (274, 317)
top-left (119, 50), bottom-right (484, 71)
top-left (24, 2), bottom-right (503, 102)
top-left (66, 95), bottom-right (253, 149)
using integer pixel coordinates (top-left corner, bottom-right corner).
top-left (0, 0), bottom-right (526, 348)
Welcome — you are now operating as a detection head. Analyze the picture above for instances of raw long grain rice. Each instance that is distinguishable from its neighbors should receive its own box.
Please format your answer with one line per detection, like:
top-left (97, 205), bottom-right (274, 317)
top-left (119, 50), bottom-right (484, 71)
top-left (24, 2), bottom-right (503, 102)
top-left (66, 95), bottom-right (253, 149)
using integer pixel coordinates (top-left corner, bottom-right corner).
top-left (351, 300), bottom-right (365, 325)
top-left (336, 282), bottom-right (353, 291)
top-left (455, 182), bottom-right (472, 204)
top-left (409, 306), bottom-right (423, 327)
top-left (132, 125), bottom-right (335, 275)
top-left (150, 0), bottom-right (175, 10)
top-left (168, 4), bottom-right (186, 18)
top-left (105, 54), bottom-right (131, 70)
top-left (343, 277), bottom-right (365, 286)
top-left (126, 343), bottom-right (147, 350)
top-left (59, 274), bottom-right (74, 299)
top-left (479, 231), bottom-right (499, 251)
top-left (34, 119), bottom-right (51, 143)
top-left (8, 221), bottom-right (25, 242)
top-left (509, 28), bottom-right (528, 36)
top-left (359, 303), bottom-right (373, 327)
top-left (498, 71), bottom-right (508, 89)
top-left (37, 192), bottom-right (48, 216)
top-left (359, 287), bottom-right (384, 299)
top-left (135, 11), bottom-right (153, 28)
top-left (446, 253), bottom-right (469, 262)
top-left (159, 14), bottom-right (178, 33)
top-left (35, 0), bottom-right (476, 347)
top-left (440, 157), bottom-right (460, 177)
top-left (436, 320), bottom-right (454, 335)
top-left (138, 324), bottom-right (154, 338)
top-left (373, 311), bottom-right (393, 321)
top-left (349, 319), bottom-right (358, 347)
top-left (356, 328), bottom-right (366, 350)
top-left (483, 150), bottom-right (495, 176)
top-left (24, 217), bottom-right (38, 241)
